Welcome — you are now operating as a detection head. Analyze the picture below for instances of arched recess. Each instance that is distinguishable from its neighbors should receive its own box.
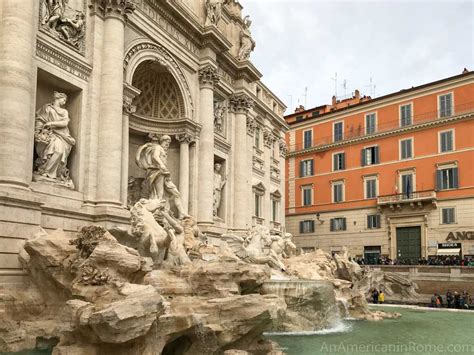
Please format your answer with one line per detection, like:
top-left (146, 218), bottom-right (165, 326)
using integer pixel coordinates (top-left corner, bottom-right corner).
top-left (123, 40), bottom-right (194, 119)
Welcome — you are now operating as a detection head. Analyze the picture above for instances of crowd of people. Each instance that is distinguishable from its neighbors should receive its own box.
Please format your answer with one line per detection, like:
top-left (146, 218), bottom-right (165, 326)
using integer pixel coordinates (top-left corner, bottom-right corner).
top-left (355, 255), bottom-right (474, 266)
top-left (430, 290), bottom-right (472, 309)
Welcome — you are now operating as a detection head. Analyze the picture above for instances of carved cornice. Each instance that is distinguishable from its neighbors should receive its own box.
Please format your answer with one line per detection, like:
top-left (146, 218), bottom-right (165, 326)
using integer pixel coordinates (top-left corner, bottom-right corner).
top-left (130, 114), bottom-right (201, 137)
top-left (89, 0), bottom-right (136, 21)
top-left (279, 139), bottom-right (287, 158)
top-left (123, 83), bottom-right (141, 115)
top-left (229, 93), bottom-right (254, 114)
top-left (175, 132), bottom-right (196, 144)
top-left (199, 65), bottom-right (220, 88)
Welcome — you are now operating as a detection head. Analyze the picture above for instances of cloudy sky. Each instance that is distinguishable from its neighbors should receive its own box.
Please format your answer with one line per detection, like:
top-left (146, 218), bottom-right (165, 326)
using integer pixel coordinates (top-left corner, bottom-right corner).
top-left (242, 0), bottom-right (473, 113)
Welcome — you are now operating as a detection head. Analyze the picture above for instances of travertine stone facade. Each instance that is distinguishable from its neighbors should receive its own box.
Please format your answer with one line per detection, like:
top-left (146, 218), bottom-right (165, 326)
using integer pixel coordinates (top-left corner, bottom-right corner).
top-left (0, 0), bottom-right (288, 281)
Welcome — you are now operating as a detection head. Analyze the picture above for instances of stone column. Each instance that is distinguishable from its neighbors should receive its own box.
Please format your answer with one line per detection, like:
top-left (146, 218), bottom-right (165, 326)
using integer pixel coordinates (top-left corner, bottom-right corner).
top-left (93, 0), bottom-right (135, 206)
top-left (121, 84), bottom-right (140, 206)
top-left (197, 65), bottom-right (219, 224)
top-left (230, 94), bottom-right (255, 231)
top-left (0, 0), bottom-right (35, 189)
top-left (176, 133), bottom-right (195, 214)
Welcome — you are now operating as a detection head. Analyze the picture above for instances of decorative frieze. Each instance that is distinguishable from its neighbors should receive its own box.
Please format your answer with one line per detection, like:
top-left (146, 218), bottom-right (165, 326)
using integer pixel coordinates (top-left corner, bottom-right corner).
top-left (36, 39), bottom-right (92, 81)
top-left (199, 65), bottom-right (220, 88)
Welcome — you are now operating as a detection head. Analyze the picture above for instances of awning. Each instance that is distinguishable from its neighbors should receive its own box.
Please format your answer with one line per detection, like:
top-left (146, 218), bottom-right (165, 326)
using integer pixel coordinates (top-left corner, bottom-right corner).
top-left (436, 248), bottom-right (461, 256)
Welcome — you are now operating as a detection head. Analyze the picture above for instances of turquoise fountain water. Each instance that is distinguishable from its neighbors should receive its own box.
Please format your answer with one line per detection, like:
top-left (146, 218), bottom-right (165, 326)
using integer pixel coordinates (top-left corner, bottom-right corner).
top-left (267, 306), bottom-right (474, 355)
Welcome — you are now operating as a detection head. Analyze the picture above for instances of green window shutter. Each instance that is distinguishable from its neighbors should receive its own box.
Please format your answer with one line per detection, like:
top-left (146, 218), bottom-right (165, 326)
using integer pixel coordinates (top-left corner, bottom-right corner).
top-left (342, 218), bottom-right (347, 230)
top-left (299, 161), bottom-right (304, 177)
top-left (330, 219), bottom-right (335, 231)
top-left (361, 149), bottom-right (366, 166)
top-left (341, 153), bottom-right (345, 169)
top-left (299, 221), bottom-right (304, 233)
top-left (436, 170), bottom-right (443, 190)
top-left (374, 146), bottom-right (380, 164)
top-left (453, 168), bottom-right (459, 189)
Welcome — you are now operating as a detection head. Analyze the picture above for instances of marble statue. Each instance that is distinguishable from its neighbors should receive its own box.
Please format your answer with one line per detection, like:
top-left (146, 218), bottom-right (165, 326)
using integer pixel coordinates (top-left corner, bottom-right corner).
top-left (237, 15), bottom-right (256, 61)
top-left (135, 134), bottom-right (189, 219)
top-left (214, 101), bottom-right (225, 133)
top-left (213, 163), bottom-right (226, 217)
top-left (221, 225), bottom-right (286, 270)
top-left (269, 233), bottom-right (297, 259)
top-left (40, 0), bottom-right (85, 50)
top-left (205, 0), bottom-right (226, 25)
top-left (34, 91), bottom-right (75, 188)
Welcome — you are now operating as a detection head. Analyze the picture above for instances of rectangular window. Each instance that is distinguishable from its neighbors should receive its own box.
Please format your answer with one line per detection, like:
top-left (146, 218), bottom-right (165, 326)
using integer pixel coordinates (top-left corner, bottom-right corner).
top-left (401, 173), bottom-right (414, 198)
top-left (299, 159), bottom-right (314, 177)
top-left (365, 178), bottom-right (377, 199)
top-left (441, 208), bottom-right (456, 224)
top-left (334, 122), bottom-right (343, 142)
top-left (254, 194), bottom-right (262, 217)
top-left (436, 167), bottom-right (459, 190)
top-left (330, 217), bottom-right (347, 231)
top-left (254, 127), bottom-right (260, 148)
top-left (440, 130), bottom-right (454, 152)
top-left (400, 138), bottom-right (413, 160)
top-left (299, 220), bottom-right (315, 233)
top-left (302, 185), bottom-right (313, 206)
top-left (271, 200), bottom-right (279, 222)
top-left (303, 130), bottom-right (312, 149)
top-left (400, 104), bottom-right (412, 126)
top-left (365, 113), bottom-right (376, 134)
top-left (295, 115), bottom-right (304, 122)
top-left (439, 93), bottom-right (452, 118)
top-left (361, 146), bottom-right (380, 166)
top-left (333, 152), bottom-right (345, 171)
top-left (367, 214), bottom-right (381, 229)
top-left (332, 182), bottom-right (344, 203)
top-left (312, 111), bottom-right (320, 117)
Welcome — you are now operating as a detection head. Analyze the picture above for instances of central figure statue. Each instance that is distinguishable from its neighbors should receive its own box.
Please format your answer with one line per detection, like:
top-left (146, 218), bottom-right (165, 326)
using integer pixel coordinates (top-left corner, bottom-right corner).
top-left (135, 134), bottom-right (189, 219)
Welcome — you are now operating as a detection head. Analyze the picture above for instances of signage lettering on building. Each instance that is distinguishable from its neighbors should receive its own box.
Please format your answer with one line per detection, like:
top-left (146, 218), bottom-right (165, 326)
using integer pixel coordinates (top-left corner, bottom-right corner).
top-left (438, 242), bottom-right (461, 249)
top-left (446, 231), bottom-right (474, 241)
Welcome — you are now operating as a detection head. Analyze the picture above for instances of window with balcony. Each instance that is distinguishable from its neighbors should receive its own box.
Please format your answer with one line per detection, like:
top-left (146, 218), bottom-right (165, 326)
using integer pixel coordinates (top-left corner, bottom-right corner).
top-left (299, 220), bottom-right (315, 233)
top-left (441, 207), bottom-right (456, 224)
top-left (361, 146), bottom-right (380, 166)
top-left (302, 185), bottom-right (313, 206)
top-left (439, 130), bottom-right (454, 152)
top-left (436, 166), bottom-right (459, 190)
top-left (400, 138), bottom-right (413, 160)
top-left (367, 214), bottom-right (381, 229)
top-left (365, 177), bottom-right (378, 199)
top-left (330, 217), bottom-right (346, 231)
top-left (400, 172), bottom-right (414, 198)
top-left (400, 104), bottom-right (412, 126)
top-left (303, 129), bottom-right (312, 149)
top-left (333, 152), bottom-right (345, 171)
top-left (333, 121), bottom-right (344, 142)
top-left (299, 159), bottom-right (314, 177)
top-left (365, 113), bottom-right (377, 134)
top-left (332, 181), bottom-right (344, 203)
top-left (439, 93), bottom-right (453, 118)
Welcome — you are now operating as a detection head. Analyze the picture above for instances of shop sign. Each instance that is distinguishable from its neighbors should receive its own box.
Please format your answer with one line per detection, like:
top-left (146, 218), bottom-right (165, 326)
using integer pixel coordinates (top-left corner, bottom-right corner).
top-left (438, 242), bottom-right (461, 249)
top-left (446, 231), bottom-right (474, 241)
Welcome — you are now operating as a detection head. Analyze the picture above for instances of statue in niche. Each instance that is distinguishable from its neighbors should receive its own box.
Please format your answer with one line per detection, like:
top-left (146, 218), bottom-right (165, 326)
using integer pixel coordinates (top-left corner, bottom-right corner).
top-left (34, 91), bottom-right (75, 189)
top-left (135, 134), bottom-right (189, 219)
top-left (205, 0), bottom-right (227, 25)
top-left (214, 102), bottom-right (225, 133)
top-left (213, 162), bottom-right (226, 217)
top-left (40, 0), bottom-right (85, 50)
top-left (237, 15), bottom-right (256, 61)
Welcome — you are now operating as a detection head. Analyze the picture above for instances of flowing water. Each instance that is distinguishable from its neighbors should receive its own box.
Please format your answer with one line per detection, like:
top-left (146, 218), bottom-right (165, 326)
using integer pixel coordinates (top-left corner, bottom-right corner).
top-left (267, 306), bottom-right (474, 355)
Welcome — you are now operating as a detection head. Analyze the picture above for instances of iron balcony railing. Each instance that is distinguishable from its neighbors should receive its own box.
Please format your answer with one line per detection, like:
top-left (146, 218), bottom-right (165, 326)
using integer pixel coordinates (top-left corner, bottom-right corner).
top-left (289, 102), bottom-right (474, 153)
top-left (377, 190), bottom-right (437, 205)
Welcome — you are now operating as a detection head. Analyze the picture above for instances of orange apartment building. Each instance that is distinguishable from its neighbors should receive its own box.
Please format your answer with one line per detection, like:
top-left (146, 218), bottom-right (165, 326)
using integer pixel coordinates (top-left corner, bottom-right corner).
top-left (284, 70), bottom-right (474, 262)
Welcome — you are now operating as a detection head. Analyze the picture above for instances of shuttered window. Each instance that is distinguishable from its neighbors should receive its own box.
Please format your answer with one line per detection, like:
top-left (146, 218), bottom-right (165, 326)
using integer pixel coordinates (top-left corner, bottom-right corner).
top-left (440, 131), bottom-right (454, 152)
top-left (333, 152), bottom-right (345, 171)
top-left (439, 93), bottom-right (452, 118)
top-left (303, 130), bottom-right (312, 149)
top-left (330, 217), bottom-right (347, 231)
top-left (365, 179), bottom-right (377, 199)
top-left (361, 146), bottom-right (380, 166)
top-left (400, 104), bottom-right (412, 126)
top-left (299, 220), bottom-right (315, 233)
top-left (400, 138), bottom-right (413, 160)
top-left (302, 186), bottom-right (312, 206)
top-left (436, 167), bottom-right (459, 190)
top-left (365, 113), bottom-right (376, 134)
top-left (367, 214), bottom-right (381, 229)
top-left (299, 159), bottom-right (314, 177)
top-left (441, 208), bottom-right (455, 224)
top-left (333, 183), bottom-right (344, 203)
top-left (334, 122), bottom-right (343, 142)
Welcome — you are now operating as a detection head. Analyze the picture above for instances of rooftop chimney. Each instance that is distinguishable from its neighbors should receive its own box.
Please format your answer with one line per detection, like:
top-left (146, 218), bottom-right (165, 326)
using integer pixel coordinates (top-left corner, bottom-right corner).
top-left (354, 89), bottom-right (360, 99)
top-left (294, 105), bottom-right (305, 113)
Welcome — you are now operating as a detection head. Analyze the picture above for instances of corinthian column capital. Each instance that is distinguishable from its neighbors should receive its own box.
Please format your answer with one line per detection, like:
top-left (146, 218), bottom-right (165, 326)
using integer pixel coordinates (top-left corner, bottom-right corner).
top-left (199, 65), bottom-right (220, 88)
top-left (89, 0), bottom-right (136, 21)
top-left (229, 93), bottom-right (254, 114)
top-left (175, 133), bottom-right (196, 145)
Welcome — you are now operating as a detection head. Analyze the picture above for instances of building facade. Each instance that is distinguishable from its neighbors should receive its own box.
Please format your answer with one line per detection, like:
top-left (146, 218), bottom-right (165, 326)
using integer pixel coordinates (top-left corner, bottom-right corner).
top-left (0, 0), bottom-right (288, 282)
top-left (285, 71), bottom-right (474, 261)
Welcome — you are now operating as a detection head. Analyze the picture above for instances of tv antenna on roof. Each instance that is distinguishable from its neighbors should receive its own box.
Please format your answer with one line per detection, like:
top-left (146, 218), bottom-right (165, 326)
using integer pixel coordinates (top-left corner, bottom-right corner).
top-left (303, 87), bottom-right (308, 108)
top-left (365, 77), bottom-right (377, 98)
top-left (341, 79), bottom-right (347, 97)
top-left (331, 72), bottom-right (338, 98)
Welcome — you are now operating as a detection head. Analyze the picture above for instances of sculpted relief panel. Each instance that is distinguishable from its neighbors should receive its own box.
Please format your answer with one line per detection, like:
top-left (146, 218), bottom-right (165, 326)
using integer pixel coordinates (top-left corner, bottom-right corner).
top-left (39, 0), bottom-right (86, 52)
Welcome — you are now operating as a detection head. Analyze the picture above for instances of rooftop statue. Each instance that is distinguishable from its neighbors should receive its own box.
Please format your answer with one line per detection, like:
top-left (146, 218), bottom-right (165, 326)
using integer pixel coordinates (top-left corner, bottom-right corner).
top-left (237, 15), bottom-right (256, 61)
top-left (205, 0), bottom-right (227, 25)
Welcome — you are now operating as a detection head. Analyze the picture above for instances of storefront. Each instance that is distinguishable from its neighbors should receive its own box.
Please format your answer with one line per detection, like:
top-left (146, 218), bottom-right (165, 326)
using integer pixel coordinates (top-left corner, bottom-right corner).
top-left (436, 243), bottom-right (462, 257)
top-left (364, 246), bottom-right (382, 264)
